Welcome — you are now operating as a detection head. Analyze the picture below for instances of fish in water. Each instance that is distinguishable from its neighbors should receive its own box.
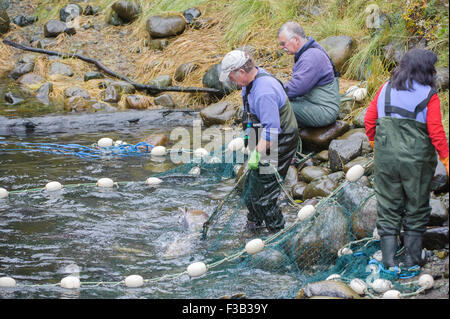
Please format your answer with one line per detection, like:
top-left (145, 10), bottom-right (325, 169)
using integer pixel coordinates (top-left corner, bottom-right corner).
top-left (178, 206), bottom-right (209, 232)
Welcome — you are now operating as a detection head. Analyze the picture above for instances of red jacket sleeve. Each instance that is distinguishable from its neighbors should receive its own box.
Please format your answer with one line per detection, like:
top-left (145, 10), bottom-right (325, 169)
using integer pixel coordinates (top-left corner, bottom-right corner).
top-left (426, 94), bottom-right (449, 159)
top-left (364, 84), bottom-right (385, 141)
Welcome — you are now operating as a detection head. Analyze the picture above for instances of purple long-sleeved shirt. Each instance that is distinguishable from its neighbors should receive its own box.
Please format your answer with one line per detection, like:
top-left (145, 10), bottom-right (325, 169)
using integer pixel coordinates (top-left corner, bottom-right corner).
top-left (285, 38), bottom-right (335, 99)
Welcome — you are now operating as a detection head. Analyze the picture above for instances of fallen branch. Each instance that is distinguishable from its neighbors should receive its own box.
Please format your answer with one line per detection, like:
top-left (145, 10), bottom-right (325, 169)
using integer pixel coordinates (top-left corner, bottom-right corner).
top-left (3, 39), bottom-right (220, 95)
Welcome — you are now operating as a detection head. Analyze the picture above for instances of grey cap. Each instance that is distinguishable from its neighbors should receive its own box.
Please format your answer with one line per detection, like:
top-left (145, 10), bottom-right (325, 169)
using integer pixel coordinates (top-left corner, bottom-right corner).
top-left (219, 50), bottom-right (249, 82)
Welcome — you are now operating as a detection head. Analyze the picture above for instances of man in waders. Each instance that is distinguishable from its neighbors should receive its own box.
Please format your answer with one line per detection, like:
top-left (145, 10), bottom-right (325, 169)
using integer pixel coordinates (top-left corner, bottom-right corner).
top-left (365, 48), bottom-right (449, 275)
top-left (277, 21), bottom-right (341, 128)
top-left (219, 49), bottom-right (299, 233)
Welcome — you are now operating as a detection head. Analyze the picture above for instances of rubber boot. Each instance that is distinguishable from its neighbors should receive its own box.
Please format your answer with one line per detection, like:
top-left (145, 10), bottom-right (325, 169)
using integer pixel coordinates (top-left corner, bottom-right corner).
top-left (403, 231), bottom-right (424, 268)
top-left (380, 235), bottom-right (397, 268)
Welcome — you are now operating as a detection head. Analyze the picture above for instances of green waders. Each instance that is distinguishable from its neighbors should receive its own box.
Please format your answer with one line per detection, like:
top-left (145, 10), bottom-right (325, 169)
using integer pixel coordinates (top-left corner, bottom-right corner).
top-left (374, 117), bottom-right (437, 267)
top-left (289, 77), bottom-right (341, 128)
top-left (243, 97), bottom-right (299, 233)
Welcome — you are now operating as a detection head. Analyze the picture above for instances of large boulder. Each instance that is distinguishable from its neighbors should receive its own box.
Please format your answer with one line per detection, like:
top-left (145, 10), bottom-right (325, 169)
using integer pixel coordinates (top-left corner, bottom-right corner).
top-left (36, 82), bottom-right (53, 105)
top-left (49, 62), bottom-right (74, 77)
top-left (302, 175), bottom-right (339, 200)
top-left (174, 62), bottom-right (199, 82)
top-left (17, 73), bottom-right (45, 87)
top-left (199, 101), bottom-right (237, 126)
top-left (319, 36), bottom-right (355, 73)
top-left (435, 67), bottom-right (449, 91)
top-left (202, 63), bottom-right (239, 97)
top-left (431, 154), bottom-right (449, 193)
top-left (429, 197), bottom-right (449, 227)
top-left (44, 19), bottom-right (75, 37)
top-left (328, 139), bottom-right (363, 172)
top-left (9, 62), bottom-right (35, 80)
top-left (111, 1), bottom-right (141, 23)
top-left (183, 7), bottom-right (201, 24)
top-left (422, 227), bottom-right (449, 250)
top-left (0, 9), bottom-right (10, 34)
top-left (299, 120), bottom-right (349, 152)
top-left (146, 15), bottom-right (186, 38)
top-left (299, 166), bottom-right (331, 183)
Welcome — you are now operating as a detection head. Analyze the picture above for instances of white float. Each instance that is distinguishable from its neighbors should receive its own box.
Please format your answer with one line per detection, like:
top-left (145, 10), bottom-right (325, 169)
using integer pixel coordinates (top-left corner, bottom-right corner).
top-left (151, 146), bottom-right (167, 156)
top-left (208, 156), bottom-right (222, 164)
top-left (98, 137), bottom-right (113, 148)
top-left (188, 167), bottom-right (201, 176)
top-left (418, 274), bottom-right (434, 290)
top-left (124, 275), bottom-right (144, 288)
top-left (371, 278), bottom-right (393, 293)
top-left (350, 278), bottom-right (367, 295)
top-left (382, 289), bottom-right (402, 299)
top-left (0, 276), bottom-right (16, 288)
top-left (146, 177), bottom-right (163, 185)
top-left (372, 227), bottom-right (380, 240)
top-left (245, 238), bottom-right (264, 255)
top-left (353, 88), bottom-right (368, 101)
top-left (227, 138), bottom-right (245, 152)
top-left (0, 187), bottom-right (9, 199)
top-left (346, 85), bottom-right (359, 96)
top-left (45, 181), bottom-right (63, 191)
top-left (346, 164), bottom-right (365, 182)
top-left (187, 262), bottom-right (207, 277)
top-left (338, 247), bottom-right (353, 257)
top-left (326, 274), bottom-right (341, 281)
top-left (96, 178), bottom-right (114, 188)
top-left (60, 276), bottom-right (81, 289)
top-left (296, 205), bottom-right (316, 221)
top-left (193, 148), bottom-right (209, 158)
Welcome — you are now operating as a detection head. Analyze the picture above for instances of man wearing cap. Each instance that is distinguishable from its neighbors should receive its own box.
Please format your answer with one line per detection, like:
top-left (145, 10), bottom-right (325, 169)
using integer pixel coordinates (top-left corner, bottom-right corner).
top-left (277, 21), bottom-right (341, 128)
top-left (219, 49), bottom-right (299, 233)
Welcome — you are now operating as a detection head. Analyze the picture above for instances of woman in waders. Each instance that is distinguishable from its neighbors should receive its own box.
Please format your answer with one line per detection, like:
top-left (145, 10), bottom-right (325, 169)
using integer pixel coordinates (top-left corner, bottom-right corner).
top-left (365, 48), bottom-right (449, 275)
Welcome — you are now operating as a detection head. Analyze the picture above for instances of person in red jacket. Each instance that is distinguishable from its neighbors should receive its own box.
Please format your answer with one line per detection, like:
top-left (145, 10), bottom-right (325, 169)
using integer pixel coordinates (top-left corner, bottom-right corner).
top-left (364, 48), bottom-right (449, 274)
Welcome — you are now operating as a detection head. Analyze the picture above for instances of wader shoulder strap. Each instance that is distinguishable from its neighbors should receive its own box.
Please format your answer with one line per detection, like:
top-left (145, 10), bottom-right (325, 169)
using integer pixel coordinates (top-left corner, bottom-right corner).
top-left (243, 72), bottom-right (286, 113)
top-left (384, 82), bottom-right (437, 119)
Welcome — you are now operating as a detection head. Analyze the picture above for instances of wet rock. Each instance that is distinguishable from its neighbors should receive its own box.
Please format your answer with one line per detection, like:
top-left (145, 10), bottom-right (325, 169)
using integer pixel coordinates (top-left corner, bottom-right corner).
top-left (423, 227), bottom-right (449, 250)
top-left (8, 62), bottom-right (34, 80)
top-left (429, 198), bottom-right (449, 227)
top-left (292, 181), bottom-right (308, 200)
top-left (146, 15), bottom-right (186, 38)
top-left (247, 247), bottom-right (294, 273)
top-left (143, 134), bottom-right (169, 147)
top-left (59, 4), bottom-right (82, 22)
top-left (317, 150), bottom-right (329, 162)
top-left (154, 94), bottom-right (175, 108)
top-left (299, 166), bottom-right (331, 183)
top-left (63, 86), bottom-right (90, 100)
top-left (200, 101), bottom-right (237, 126)
top-left (202, 63), bottom-right (239, 97)
top-left (36, 82), bottom-right (53, 105)
top-left (343, 156), bottom-right (372, 173)
top-left (183, 7), bottom-right (201, 24)
top-left (64, 96), bottom-right (90, 112)
top-left (17, 73), bottom-right (45, 87)
top-left (328, 139), bottom-right (362, 172)
top-left (148, 75), bottom-right (172, 88)
top-left (352, 195), bottom-right (377, 239)
top-left (284, 166), bottom-right (299, 188)
top-left (4, 92), bottom-right (24, 105)
top-left (149, 38), bottom-right (169, 50)
top-left (84, 71), bottom-right (105, 81)
top-left (303, 175), bottom-right (339, 200)
top-left (319, 36), bottom-right (355, 73)
top-left (337, 128), bottom-right (368, 143)
top-left (174, 62), bottom-right (199, 82)
top-left (12, 15), bottom-right (38, 27)
top-left (299, 120), bottom-right (349, 152)
top-left (111, 1), bottom-right (141, 23)
top-left (49, 62), bottom-right (74, 77)
top-left (352, 107), bottom-right (367, 128)
top-left (296, 280), bottom-right (360, 299)
top-left (327, 171), bottom-right (345, 184)
top-left (0, 10), bottom-right (10, 34)
top-left (125, 94), bottom-right (151, 109)
top-left (44, 19), bottom-right (76, 37)
top-left (435, 67), bottom-right (449, 91)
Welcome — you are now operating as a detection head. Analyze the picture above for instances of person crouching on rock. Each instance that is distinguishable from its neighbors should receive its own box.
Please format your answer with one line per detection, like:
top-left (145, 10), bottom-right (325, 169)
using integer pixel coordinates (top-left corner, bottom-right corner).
top-left (219, 49), bottom-right (299, 234)
top-left (364, 48), bottom-right (449, 273)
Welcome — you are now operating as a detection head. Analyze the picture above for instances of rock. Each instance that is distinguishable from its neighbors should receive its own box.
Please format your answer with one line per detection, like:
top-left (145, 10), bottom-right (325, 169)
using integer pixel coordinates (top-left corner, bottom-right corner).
top-left (148, 75), bottom-right (172, 88)
top-left (302, 175), bottom-right (339, 200)
top-left (125, 94), bottom-right (151, 109)
top-left (284, 166), bottom-right (299, 188)
top-left (143, 134), bottom-right (169, 147)
top-left (292, 181), bottom-right (308, 200)
top-left (84, 71), bottom-right (105, 81)
top-left (110, 81), bottom-right (136, 94)
top-left (429, 198), bottom-right (449, 227)
top-left (202, 63), bottom-right (240, 97)
top-left (18, 54), bottom-right (38, 64)
top-left (317, 150), bottom-right (329, 162)
top-left (337, 128), bottom-right (368, 143)
top-left (33, 38), bottom-right (57, 49)
top-left (17, 73), bottom-right (45, 87)
top-left (319, 36), bottom-right (355, 73)
top-left (12, 15), bottom-right (38, 27)
top-left (91, 102), bottom-right (116, 112)
top-left (146, 15), bottom-right (186, 38)
top-left (328, 139), bottom-right (362, 172)
top-left (382, 41), bottom-right (406, 66)
top-left (63, 86), bottom-right (90, 100)
top-left (44, 19), bottom-right (75, 37)
top-left (247, 247), bottom-right (294, 273)
top-left (59, 4), bottom-right (83, 22)
top-left (64, 96), bottom-right (90, 112)
top-left (299, 166), bottom-right (331, 183)
top-left (4, 92), bottom-right (24, 105)
top-left (200, 101), bottom-right (237, 126)
top-left (0, 10), bottom-right (10, 34)
top-left (299, 120), bottom-right (349, 152)
top-left (343, 156), bottom-right (372, 174)
top-left (49, 62), bottom-right (74, 77)
top-left (174, 62), bottom-right (199, 82)
top-left (431, 155), bottom-right (449, 193)
top-left (8, 62), bottom-right (35, 80)
top-left (423, 227), bottom-right (449, 250)
top-left (154, 94), bottom-right (175, 108)
top-left (108, 11), bottom-right (123, 26)
top-left (111, 1), bottom-right (141, 23)
top-left (183, 7), bottom-right (201, 24)
top-left (149, 39), bottom-right (169, 50)
top-left (296, 280), bottom-right (360, 299)
top-left (435, 67), bottom-right (449, 91)
top-left (327, 171), bottom-right (345, 183)
top-left (102, 85), bottom-right (120, 103)
top-left (36, 82), bottom-right (53, 105)
top-left (352, 107), bottom-right (367, 128)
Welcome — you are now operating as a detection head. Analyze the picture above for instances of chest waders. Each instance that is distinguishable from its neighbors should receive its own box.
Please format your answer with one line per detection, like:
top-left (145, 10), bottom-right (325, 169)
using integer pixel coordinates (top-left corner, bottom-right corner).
top-left (242, 73), bottom-right (299, 232)
top-left (375, 82), bottom-right (437, 269)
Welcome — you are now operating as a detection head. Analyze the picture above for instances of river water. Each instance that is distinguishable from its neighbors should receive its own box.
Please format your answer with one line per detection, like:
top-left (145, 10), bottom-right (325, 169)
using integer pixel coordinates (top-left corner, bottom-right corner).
top-left (0, 79), bottom-right (301, 299)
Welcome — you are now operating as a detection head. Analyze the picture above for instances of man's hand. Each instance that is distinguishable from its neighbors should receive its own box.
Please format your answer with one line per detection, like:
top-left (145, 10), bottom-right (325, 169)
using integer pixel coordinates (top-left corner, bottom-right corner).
top-left (248, 150), bottom-right (261, 170)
